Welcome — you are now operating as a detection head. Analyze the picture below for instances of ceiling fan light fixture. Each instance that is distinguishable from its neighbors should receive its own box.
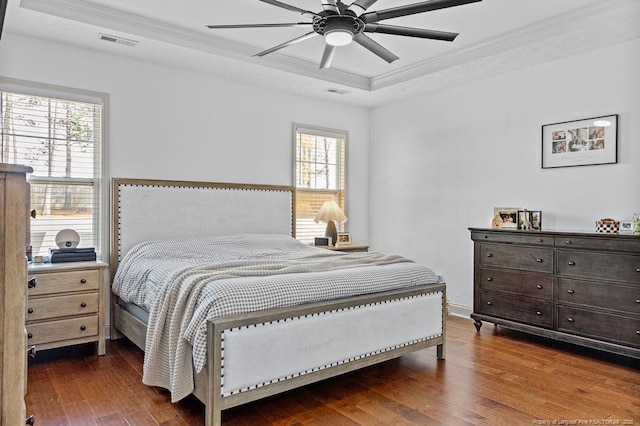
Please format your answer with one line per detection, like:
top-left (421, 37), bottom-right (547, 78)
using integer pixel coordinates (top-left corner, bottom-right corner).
top-left (325, 29), bottom-right (354, 46)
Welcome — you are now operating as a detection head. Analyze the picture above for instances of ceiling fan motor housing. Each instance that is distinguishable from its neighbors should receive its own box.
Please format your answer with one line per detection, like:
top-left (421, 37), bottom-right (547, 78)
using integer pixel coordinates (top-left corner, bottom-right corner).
top-left (313, 15), bottom-right (365, 37)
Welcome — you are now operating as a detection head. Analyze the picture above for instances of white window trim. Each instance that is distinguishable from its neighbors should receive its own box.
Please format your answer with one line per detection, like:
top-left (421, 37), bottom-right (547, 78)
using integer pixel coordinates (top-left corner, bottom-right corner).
top-left (0, 76), bottom-right (110, 262)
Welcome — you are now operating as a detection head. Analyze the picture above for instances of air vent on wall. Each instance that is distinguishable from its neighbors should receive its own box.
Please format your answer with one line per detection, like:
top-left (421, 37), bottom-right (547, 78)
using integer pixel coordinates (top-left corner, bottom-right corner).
top-left (99, 33), bottom-right (138, 47)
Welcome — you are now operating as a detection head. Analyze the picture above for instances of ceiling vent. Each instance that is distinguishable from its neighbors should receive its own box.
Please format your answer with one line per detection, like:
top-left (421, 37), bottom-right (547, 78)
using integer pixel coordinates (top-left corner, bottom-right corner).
top-left (325, 88), bottom-right (350, 95)
top-left (99, 33), bottom-right (138, 47)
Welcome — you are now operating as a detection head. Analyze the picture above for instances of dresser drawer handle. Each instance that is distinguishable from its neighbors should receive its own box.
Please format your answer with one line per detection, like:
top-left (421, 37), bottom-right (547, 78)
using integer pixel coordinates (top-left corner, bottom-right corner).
top-left (486, 301), bottom-right (493, 306)
top-left (27, 308), bottom-right (33, 314)
top-left (567, 261), bottom-right (575, 266)
top-left (80, 278), bottom-right (87, 284)
top-left (567, 317), bottom-right (574, 322)
top-left (80, 302), bottom-right (87, 308)
top-left (80, 325), bottom-right (86, 331)
top-left (637, 330), bottom-right (640, 335)
top-left (636, 299), bottom-right (640, 303)
top-left (637, 268), bottom-right (640, 273)
top-left (486, 253), bottom-right (493, 258)
top-left (565, 240), bottom-right (572, 245)
top-left (536, 285), bottom-right (543, 289)
top-left (27, 277), bottom-right (37, 288)
top-left (537, 239), bottom-right (543, 243)
top-left (483, 235), bottom-right (488, 238)
top-left (567, 289), bottom-right (575, 294)
top-left (486, 277), bottom-right (493, 282)
top-left (28, 333), bottom-right (33, 339)
top-left (535, 311), bottom-right (542, 315)
top-left (535, 258), bottom-right (543, 263)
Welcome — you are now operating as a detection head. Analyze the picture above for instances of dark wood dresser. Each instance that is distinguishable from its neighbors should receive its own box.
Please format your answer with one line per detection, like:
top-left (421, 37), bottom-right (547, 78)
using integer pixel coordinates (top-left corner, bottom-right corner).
top-left (469, 227), bottom-right (639, 359)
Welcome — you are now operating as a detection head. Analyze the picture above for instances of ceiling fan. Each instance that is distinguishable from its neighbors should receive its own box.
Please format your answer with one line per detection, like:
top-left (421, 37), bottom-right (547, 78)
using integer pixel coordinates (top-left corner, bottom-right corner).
top-left (206, 0), bottom-right (481, 69)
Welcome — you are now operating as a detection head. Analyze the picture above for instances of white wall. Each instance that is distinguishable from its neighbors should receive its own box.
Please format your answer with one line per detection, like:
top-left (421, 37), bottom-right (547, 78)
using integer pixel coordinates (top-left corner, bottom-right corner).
top-left (369, 39), bottom-right (640, 311)
top-left (0, 33), bottom-right (371, 247)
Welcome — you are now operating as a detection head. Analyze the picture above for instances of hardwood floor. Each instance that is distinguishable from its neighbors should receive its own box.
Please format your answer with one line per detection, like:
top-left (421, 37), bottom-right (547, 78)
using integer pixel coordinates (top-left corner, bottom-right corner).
top-left (26, 315), bottom-right (639, 425)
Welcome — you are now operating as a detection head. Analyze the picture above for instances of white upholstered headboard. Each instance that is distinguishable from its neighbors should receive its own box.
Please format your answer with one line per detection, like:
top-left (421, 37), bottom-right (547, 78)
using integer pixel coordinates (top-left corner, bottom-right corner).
top-left (111, 178), bottom-right (295, 271)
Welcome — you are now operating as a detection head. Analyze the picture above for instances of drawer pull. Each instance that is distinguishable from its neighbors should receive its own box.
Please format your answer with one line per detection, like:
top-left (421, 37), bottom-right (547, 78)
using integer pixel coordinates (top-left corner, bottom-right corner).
top-left (80, 302), bottom-right (87, 308)
top-left (486, 253), bottom-right (493, 258)
top-left (535, 258), bottom-right (543, 263)
top-left (637, 268), bottom-right (640, 273)
top-left (567, 261), bottom-right (575, 266)
top-left (637, 330), bottom-right (640, 335)
top-left (636, 299), bottom-right (640, 303)
top-left (486, 277), bottom-right (493, 282)
top-left (26, 415), bottom-right (35, 425)
top-left (565, 240), bottom-right (572, 245)
top-left (535, 311), bottom-right (542, 315)
top-left (486, 301), bottom-right (493, 306)
top-left (80, 325), bottom-right (86, 331)
top-left (27, 308), bottom-right (33, 314)
top-left (537, 239), bottom-right (543, 243)
top-left (27, 277), bottom-right (37, 288)
top-left (536, 285), bottom-right (543, 289)
top-left (28, 333), bottom-right (33, 339)
top-left (27, 345), bottom-right (36, 358)
top-left (483, 235), bottom-right (488, 238)
top-left (567, 289), bottom-right (575, 294)
top-left (80, 278), bottom-right (87, 284)
top-left (567, 317), bottom-right (574, 322)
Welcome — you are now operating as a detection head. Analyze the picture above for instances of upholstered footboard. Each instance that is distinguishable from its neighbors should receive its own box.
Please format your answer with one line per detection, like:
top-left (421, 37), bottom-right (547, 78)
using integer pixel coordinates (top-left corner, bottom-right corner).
top-left (198, 283), bottom-right (446, 426)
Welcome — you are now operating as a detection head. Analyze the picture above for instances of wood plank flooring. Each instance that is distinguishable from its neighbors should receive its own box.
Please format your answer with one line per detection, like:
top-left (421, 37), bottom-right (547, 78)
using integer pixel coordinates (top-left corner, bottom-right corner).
top-left (26, 315), bottom-right (639, 425)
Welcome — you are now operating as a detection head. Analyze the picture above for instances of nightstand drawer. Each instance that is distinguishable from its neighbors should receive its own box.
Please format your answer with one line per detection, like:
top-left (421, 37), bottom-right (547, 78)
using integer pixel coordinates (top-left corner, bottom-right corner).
top-left (480, 268), bottom-right (553, 300)
top-left (26, 315), bottom-right (98, 345)
top-left (478, 291), bottom-right (553, 327)
top-left (28, 269), bottom-right (100, 296)
top-left (27, 293), bottom-right (99, 321)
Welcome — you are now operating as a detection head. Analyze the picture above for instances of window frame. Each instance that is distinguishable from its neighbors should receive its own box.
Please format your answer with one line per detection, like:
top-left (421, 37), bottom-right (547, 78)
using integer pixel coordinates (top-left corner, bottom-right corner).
top-left (0, 77), bottom-right (109, 260)
top-left (292, 123), bottom-right (348, 244)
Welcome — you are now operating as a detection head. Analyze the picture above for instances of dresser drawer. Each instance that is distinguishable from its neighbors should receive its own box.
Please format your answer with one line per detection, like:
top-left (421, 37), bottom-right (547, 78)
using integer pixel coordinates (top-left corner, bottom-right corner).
top-left (480, 268), bottom-right (553, 300)
top-left (556, 235), bottom-right (640, 253)
top-left (558, 306), bottom-right (640, 348)
top-left (27, 292), bottom-right (99, 321)
top-left (26, 315), bottom-right (98, 345)
top-left (28, 269), bottom-right (100, 296)
top-left (478, 291), bottom-right (553, 327)
top-left (479, 244), bottom-right (553, 273)
top-left (558, 278), bottom-right (639, 314)
top-left (557, 250), bottom-right (640, 283)
top-left (472, 231), bottom-right (553, 246)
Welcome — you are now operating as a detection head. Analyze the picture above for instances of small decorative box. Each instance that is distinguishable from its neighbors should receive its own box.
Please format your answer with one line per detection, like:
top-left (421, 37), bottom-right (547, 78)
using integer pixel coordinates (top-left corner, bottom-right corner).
top-left (595, 218), bottom-right (619, 234)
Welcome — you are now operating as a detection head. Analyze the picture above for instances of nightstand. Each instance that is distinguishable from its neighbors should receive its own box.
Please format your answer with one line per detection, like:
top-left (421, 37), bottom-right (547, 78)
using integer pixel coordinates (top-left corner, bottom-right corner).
top-left (27, 260), bottom-right (108, 356)
top-left (322, 244), bottom-right (369, 253)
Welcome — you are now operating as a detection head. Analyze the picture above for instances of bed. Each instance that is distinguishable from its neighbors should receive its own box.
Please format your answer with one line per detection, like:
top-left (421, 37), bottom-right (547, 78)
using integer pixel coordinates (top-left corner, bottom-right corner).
top-left (110, 177), bottom-right (446, 426)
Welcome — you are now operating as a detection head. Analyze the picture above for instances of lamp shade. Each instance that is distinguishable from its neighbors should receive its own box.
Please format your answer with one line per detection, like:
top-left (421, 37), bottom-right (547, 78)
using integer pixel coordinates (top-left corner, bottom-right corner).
top-left (314, 200), bottom-right (347, 224)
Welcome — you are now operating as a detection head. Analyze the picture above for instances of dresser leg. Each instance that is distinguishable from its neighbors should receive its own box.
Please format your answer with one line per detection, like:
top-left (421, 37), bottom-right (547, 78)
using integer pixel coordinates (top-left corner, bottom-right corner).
top-left (473, 319), bottom-right (482, 332)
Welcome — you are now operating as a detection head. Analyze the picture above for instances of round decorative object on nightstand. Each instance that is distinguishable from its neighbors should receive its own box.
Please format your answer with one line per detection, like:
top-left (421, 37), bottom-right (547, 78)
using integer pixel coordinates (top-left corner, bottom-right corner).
top-left (55, 229), bottom-right (80, 248)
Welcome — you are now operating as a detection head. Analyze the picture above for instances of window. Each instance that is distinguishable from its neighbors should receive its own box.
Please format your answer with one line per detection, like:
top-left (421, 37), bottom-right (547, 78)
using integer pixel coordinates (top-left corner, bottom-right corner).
top-left (0, 86), bottom-right (104, 257)
top-left (293, 123), bottom-right (347, 244)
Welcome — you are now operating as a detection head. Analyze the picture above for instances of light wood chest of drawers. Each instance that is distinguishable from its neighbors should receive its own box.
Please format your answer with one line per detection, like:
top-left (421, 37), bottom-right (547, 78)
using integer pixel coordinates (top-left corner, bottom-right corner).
top-left (470, 228), bottom-right (639, 359)
top-left (27, 261), bottom-right (108, 356)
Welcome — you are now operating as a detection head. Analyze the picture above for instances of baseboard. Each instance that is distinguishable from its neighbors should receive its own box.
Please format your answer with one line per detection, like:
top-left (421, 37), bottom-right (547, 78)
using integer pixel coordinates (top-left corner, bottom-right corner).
top-left (449, 303), bottom-right (472, 319)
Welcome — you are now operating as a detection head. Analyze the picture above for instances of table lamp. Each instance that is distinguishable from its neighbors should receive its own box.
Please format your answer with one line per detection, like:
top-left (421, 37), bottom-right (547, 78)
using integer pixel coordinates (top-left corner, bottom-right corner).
top-left (314, 200), bottom-right (347, 246)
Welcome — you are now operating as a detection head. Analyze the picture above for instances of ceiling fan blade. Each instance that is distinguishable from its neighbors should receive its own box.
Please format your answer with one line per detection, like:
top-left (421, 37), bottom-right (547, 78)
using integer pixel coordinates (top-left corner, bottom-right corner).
top-left (206, 22), bottom-right (312, 29)
top-left (319, 44), bottom-right (337, 69)
top-left (361, 0), bottom-right (481, 24)
top-left (347, 0), bottom-right (378, 16)
top-left (321, 0), bottom-right (339, 14)
top-left (259, 0), bottom-right (320, 18)
top-left (364, 23), bottom-right (458, 41)
top-left (253, 31), bottom-right (318, 57)
top-left (353, 33), bottom-right (399, 63)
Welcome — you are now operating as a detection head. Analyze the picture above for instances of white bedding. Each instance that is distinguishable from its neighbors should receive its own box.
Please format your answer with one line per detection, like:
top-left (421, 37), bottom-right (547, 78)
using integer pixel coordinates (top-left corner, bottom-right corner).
top-left (112, 233), bottom-right (440, 401)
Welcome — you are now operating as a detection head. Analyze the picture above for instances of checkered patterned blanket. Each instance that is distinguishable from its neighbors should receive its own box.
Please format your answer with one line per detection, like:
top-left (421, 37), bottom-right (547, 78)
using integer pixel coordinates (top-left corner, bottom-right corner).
top-left (112, 233), bottom-right (439, 401)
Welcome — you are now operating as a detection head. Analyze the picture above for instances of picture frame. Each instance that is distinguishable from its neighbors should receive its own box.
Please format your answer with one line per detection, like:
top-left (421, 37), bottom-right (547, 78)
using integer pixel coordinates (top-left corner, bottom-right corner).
top-left (492, 207), bottom-right (519, 229)
top-left (619, 220), bottom-right (634, 235)
top-left (336, 232), bottom-right (352, 245)
top-left (530, 210), bottom-right (542, 230)
top-left (542, 114), bottom-right (618, 169)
